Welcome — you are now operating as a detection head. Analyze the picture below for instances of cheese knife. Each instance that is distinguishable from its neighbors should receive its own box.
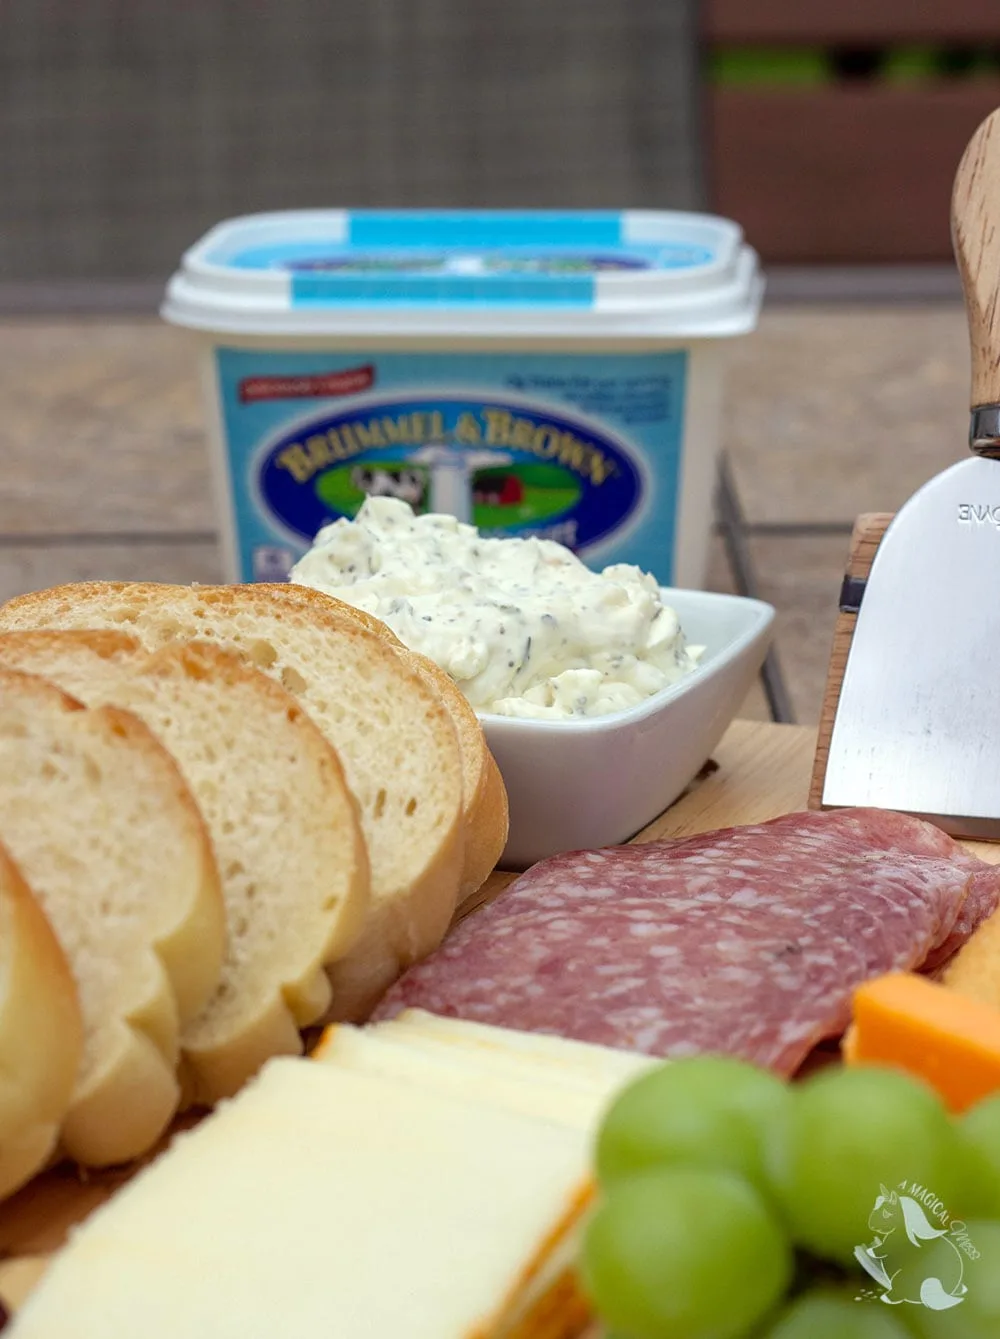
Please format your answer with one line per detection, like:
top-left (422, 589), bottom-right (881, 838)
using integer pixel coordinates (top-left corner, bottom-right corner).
top-left (822, 106), bottom-right (1000, 836)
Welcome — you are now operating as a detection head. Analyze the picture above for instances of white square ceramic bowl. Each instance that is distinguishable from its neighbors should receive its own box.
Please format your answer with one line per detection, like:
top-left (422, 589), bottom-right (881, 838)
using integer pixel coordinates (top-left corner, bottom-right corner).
top-left (478, 589), bottom-right (775, 869)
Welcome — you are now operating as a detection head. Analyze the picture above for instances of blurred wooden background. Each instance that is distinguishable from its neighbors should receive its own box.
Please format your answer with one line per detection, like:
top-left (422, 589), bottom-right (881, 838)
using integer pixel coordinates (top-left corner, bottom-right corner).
top-left (705, 0), bottom-right (1000, 261)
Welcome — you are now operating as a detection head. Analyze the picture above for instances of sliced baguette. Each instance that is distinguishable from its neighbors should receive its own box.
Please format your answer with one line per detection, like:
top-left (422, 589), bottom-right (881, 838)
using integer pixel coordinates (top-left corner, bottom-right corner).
top-left (0, 671), bottom-right (223, 1164)
top-left (399, 649), bottom-right (508, 902)
top-left (0, 582), bottom-right (465, 1019)
top-left (282, 583), bottom-right (509, 898)
top-left (0, 632), bottom-right (370, 1103)
top-left (0, 842), bottom-right (82, 1199)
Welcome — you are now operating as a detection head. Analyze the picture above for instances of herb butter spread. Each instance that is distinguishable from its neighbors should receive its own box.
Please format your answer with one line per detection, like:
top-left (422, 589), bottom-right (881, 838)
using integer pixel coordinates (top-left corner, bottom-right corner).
top-left (291, 498), bottom-right (702, 720)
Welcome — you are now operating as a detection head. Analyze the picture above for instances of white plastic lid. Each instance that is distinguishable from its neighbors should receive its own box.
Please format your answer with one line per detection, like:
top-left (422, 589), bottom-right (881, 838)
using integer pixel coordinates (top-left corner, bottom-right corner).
top-left (162, 209), bottom-right (763, 339)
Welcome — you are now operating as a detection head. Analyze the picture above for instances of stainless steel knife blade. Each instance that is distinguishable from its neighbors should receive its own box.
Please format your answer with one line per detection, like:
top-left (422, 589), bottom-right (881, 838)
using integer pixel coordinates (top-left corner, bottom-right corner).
top-left (823, 454), bottom-right (1000, 835)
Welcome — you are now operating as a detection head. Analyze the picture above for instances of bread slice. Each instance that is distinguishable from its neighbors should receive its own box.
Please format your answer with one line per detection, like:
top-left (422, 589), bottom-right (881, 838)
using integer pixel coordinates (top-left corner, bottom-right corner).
top-left (0, 632), bottom-right (370, 1103)
top-left (282, 582), bottom-right (509, 898)
top-left (0, 582), bottom-right (465, 1019)
top-left (400, 649), bottom-right (508, 902)
top-left (0, 842), bottom-right (82, 1199)
top-left (0, 671), bottom-right (223, 1165)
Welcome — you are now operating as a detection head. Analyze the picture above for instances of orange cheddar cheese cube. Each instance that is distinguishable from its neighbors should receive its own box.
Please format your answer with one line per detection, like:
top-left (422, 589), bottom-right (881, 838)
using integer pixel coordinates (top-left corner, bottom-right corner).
top-left (844, 972), bottom-right (1000, 1113)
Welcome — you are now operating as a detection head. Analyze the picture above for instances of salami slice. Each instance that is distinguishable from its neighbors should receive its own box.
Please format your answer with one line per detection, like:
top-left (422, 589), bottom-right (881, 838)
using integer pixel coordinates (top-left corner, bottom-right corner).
top-left (372, 809), bottom-right (1000, 1075)
top-left (923, 865), bottom-right (1000, 973)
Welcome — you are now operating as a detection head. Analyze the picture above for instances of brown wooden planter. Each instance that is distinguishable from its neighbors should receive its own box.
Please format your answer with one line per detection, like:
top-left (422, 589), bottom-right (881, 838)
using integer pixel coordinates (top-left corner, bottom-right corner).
top-left (707, 83), bottom-right (1000, 263)
top-left (705, 0), bottom-right (1000, 44)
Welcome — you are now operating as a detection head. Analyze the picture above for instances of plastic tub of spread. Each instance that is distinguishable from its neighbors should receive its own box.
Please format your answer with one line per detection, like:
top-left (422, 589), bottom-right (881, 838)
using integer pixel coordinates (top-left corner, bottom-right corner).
top-left (162, 209), bottom-right (763, 587)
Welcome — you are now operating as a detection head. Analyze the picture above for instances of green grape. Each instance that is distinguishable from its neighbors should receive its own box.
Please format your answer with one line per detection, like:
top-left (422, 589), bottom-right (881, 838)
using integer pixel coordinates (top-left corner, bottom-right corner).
top-left (757, 1288), bottom-right (913, 1338)
top-left (959, 1096), bottom-right (1000, 1216)
top-left (906, 1220), bottom-right (1000, 1338)
top-left (595, 1055), bottom-right (790, 1194)
top-left (579, 1166), bottom-right (792, 1339)
top-left (764, 1066), bottom-right (964, 1264)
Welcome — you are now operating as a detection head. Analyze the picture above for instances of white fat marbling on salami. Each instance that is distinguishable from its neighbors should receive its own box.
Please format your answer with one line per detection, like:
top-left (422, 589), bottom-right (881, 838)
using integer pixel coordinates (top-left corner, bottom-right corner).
top-left (372, 809), bottom-right (1000, 1075)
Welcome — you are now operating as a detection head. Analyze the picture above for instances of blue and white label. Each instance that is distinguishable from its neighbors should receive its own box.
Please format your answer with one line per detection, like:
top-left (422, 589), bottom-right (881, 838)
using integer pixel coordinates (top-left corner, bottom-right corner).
top-left (213, 348), bottom-right (688, 582)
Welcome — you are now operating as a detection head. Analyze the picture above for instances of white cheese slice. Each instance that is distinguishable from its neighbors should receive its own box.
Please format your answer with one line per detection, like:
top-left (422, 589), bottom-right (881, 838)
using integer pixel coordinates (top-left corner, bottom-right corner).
top-left (360, 1025), bottom-right (637, 1107)
top-left (378, 1009), bottom-right (656, 1086)
top-left (316, 1023), bottom-right (619, 1130)
top-left (11, 1058), bottom-right (594, 1339)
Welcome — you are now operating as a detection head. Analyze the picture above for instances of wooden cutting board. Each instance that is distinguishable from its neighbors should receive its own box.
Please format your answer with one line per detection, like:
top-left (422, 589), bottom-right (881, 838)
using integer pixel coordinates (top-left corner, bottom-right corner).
top-left (2, 717), bottom-right (996, 1317)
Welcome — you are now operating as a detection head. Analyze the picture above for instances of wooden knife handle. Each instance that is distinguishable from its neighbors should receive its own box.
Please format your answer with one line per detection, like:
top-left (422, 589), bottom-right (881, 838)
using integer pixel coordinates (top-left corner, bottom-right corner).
top-left (808, 513), bottom-right (893, 810)
top-left (953, 107), bottom-right (1000, 410)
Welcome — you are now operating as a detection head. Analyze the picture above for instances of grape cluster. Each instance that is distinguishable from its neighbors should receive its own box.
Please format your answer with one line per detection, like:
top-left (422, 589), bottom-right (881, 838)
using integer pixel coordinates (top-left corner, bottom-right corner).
top-left (579, 1057), bottom-right (1000, 1339)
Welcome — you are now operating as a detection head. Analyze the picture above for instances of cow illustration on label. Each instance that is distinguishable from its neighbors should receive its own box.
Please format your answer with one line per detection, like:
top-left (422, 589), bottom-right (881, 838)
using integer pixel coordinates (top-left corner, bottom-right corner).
top-left (349, 466), bottom-right (426, 510)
